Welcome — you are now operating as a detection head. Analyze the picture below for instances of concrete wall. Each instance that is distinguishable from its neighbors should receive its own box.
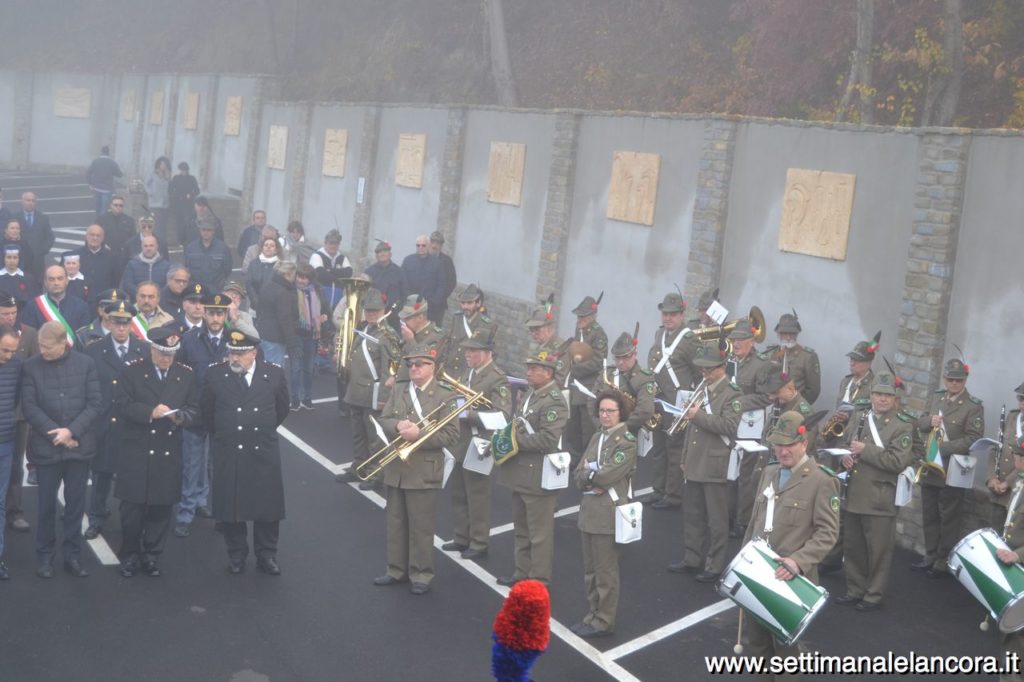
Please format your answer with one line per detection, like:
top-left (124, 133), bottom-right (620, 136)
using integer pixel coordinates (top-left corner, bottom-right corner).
top-left (112, 74), bottom-right (146, 177)
top-left (28, 72), bottom-right (116, 168)
top-left (252, 102), bottom-right (307, 231)
top-left (138, 75), bottom-right (175, 173)
top-left (455, 109), bottom-right (555, 301)
top-left (301, 104), bottom-right (369, 245)
top-left (170, 74), bottom-right (215, 181)
top-left (206, 76), bottom-right (261, 196)
top-left (562, 115), bottom-right (704, 347)
top-left (367, 106), bottom-right (449, 263)
top-left (721, 122), bottom-right (919, 407)
top-left (946, 133), bottom-right (1024, 433)
top-left (0, 72), bottom-right (18, 163)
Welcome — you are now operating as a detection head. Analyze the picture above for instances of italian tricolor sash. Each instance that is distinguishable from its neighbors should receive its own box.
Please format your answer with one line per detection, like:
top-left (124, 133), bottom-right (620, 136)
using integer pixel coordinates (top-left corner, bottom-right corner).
top-left (130, 313), bottom-right (150, 341)
top-left (34, 295), bottom-right (75, 347)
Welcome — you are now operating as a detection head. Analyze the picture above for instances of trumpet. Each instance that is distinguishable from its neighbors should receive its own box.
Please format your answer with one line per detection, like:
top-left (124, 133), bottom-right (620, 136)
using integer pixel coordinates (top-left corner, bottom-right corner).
top-left (667, 379), bottom-right (709, 436)
top-left (440, 371), bottom-right (496, 411)
top-left (356, 388), bottom-right (489, 481)
top-left (820, 403), bottom-right (855, 439)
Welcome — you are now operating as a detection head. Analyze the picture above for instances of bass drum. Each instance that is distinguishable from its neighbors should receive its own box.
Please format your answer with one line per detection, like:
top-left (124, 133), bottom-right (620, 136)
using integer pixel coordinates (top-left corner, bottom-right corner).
top-left (718, 539), bottom-right (829, 646)
top-left (948, 528), bottom-right (1024, 633)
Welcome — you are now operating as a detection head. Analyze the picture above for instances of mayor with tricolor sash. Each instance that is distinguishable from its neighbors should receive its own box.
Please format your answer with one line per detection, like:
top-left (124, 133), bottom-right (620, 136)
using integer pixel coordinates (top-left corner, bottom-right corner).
top-left (20, 265), bottom-right (91, 346)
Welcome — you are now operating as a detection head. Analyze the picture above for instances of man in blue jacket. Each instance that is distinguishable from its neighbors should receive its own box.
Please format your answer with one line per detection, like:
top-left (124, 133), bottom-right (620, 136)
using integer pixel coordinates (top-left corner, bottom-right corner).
top-left (184, 220), bottom-right (232, 294)
top-left (0, 324), bottom-right (22, 580)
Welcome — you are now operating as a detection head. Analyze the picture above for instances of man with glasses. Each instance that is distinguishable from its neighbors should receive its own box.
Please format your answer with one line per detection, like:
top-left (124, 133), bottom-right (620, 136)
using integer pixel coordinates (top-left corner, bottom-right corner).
top-left (202, 331), bottom-right (290, 575)
top-left (401, 235), bottom-right (445, 326)
top-left (83, 301), bottom-right (148, 540)
top-left (911, 357), bottom-right (984, 577)
top-left (175, 293), bottom-right (233, 537)
top-left (373, 345), bottom-right (460, 595)
top-left (160, 266), bottom-right (191, 319)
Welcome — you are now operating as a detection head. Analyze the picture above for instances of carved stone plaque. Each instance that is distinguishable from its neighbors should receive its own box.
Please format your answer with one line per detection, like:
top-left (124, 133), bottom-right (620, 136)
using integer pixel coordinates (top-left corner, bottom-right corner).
top-left (224, 96), bottom-right (242, 136)
top-left (778, 168), bottom-right (856, 261)
top-left (487, 142), bottom-right (526, 206)
top-left (322, 128), bottom-right (348, 178)
top-left (149, 90), bottom-right (164, 125)
top-left (54, 88), bottom-right (91, 119)
top-left (183, 93), bottom-right (200, 130)
top-left (607, 151), bottom-right (660, 226)
top-left (122, 90), bottom-right (136, 121)
top-left (267, 125), bottom-right (288, 170)
top-left (396, 133), bottom-right (426, 189)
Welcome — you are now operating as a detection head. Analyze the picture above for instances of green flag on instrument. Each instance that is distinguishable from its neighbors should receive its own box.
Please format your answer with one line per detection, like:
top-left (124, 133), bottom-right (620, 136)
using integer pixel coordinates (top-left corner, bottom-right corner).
top-left (491, 422), bottom-right (519, 465)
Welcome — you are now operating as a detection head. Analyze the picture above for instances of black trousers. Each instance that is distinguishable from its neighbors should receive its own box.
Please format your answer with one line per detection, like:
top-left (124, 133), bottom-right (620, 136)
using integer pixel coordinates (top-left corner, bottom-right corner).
top-left (35, 459), bottom-right (90, 562)
top-left (119, 501), bottom-right (172, 562)
top-left (223, 520), bottom-right (280, 561)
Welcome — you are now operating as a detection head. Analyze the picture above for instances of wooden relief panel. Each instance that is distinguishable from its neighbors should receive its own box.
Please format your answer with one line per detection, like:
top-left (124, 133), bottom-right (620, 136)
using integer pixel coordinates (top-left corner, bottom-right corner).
top-left (183, 93), bottom-right (200, 130)
top-left (224, 96), bottom-right (243, 136)
top-left (396, 133), bottom-right (427, 189)
top-left (267, 125), bottom-right (288, 170)
top-left (607, 151), bottom-right (660, 226)
top-left (322, 128), bottom-right (348, 177)
top-left (122, 90), bottom-right (136, 121)
top-left (149, 90), bottom-right (164, 125)
top-left (487, 142), bottom-right (526, 206)
top-left (778, 168), bottom-right (856, 261)
top-left (54, 88), bottom-right (91, 118)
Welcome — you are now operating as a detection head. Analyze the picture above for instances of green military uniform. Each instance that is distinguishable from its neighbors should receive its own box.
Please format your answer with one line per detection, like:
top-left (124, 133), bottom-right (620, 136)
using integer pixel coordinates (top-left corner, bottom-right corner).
top-left (915, 359), bottom-right (984, 574)
top-left (767, 312), bottom-right (822, 404)
top-left (987, 386), bottom-right (1023, 528)
top-left (439, 284), bottom-right (498, 378)
top-left (729, 320), bottom-right (772, 533)
top-left (573, 421), bottom-right (637, 635)
top-left (376, 347), bottom-right (461, 588)
top-left (496, 355), bottom-right (569, 585)
top-left (680, 343), bottom-right (742, 577)
top-left (447, 331), bottom-right (512, 554)
top-left (646, 292), bottom-right (699, 507)
top-left (593, 331), bottom-right (656, 434)
top-left (840, 373), bottom-right (914, 607)
top-left (998, 442), bottom-right (1024, 680)
top-left (752, 367), bottom-right (812, 503)
top-left (525, 301), bottom-right (568, 387)
top-left (341, 288), bottom-right (401, 480)
top-left (741, 411), bottom-right (840, 667)
top-left (565, 295), bottom-right (608, 466)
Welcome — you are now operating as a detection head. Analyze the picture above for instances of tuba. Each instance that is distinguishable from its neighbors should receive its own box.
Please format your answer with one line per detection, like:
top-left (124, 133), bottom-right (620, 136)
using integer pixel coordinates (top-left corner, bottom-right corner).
top-left (691, 306), bottom-right (767, 344)
top-left (334, 277), bottom-right (374, 378)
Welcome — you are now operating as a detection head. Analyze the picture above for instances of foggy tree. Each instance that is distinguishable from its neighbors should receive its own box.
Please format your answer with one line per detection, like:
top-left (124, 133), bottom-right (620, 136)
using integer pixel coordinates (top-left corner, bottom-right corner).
top-left (921, 0), bottom-right (964, 127)
top-left (836, 0), bottom-right (875, 123)
top-left (483, 0), bottom-right (517, 107)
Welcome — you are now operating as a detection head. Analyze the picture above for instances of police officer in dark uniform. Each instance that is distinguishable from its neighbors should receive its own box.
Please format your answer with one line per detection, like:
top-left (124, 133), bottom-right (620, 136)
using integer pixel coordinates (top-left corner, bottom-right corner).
top-left (83, 300), bottom-right (148, 540)
top-left (201, 331), bottom-right (290, 575)
top-left (113, 326), bottom-right (198, 577)
top-left (76, 288), bottom-right (128, 348)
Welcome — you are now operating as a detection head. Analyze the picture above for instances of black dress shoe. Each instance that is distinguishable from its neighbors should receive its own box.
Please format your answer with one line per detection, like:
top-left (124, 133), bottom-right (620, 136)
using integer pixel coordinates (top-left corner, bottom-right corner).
top-left (911, 556), bottom-right (935, 571)
top-left (695, 571), bottom-right (720, 583)
top-left (651, 499), bottom-right (681, 510)
top-left (358, 480), bottom-right (380, 491)
top-left (64, 559), bottom-right (89, 577)
top-left (0, 560), bottom-right (8, 580)
top-left (855, 600), bottom-right (882, 612)
top-left (257, 557), bottom-right (281, 576)
top-left (461, 548), bottom-right (487, 560)
top-left (834, 594), bottom-right (860, 605)
top-left (228, 559), bottom-right (246, 575)
top-left (410, 582), bottom-right (431, 595)
top-left (667, 562), bottom-right (699, 574)
top-left (441, 541), bottom-right (469, 552)
top-left (496, 576), bottom-right (521, 587)
top-left (335, 470), bottom-right (358, 483)
top-left (119, 557), bottom-right (139, 578)
top-left (574, 622), bottom-right (613, 639)
top-left (642, 495), bottom-right (663, 506)
top-left (141, 561), bottom-right (161, 577)
top-left (926, 567), bottom-right (951, 579)
top-left (36, 563), bottom-right (53, 579)
top-left (373, 574), bottom-right (408, 586)
top-left (83, 525), bottom-right (100, 540)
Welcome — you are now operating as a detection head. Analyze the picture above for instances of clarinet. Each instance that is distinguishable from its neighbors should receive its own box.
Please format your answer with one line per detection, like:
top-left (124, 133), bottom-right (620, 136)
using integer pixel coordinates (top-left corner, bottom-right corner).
top-left (996, 404), bottom-right (1008, 485)
top-left (841, 411), bottom-right (869, 503)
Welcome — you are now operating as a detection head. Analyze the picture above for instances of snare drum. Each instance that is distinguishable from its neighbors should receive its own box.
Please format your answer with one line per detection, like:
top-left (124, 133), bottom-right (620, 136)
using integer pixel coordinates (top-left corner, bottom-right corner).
top-left (718, 539), bottom-right (829, 646)
top-left (948, 528), bottom-right (1024, 633)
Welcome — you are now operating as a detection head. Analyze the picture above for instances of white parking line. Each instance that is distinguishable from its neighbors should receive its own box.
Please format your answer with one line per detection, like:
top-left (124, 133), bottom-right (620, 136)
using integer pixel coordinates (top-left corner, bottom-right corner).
top-left (44, 210), bottom-right (97, 215)
top-left (4, 183), bottom-right (89, 190)
top-left (278, 425), bottom-right (681, 681)
top-left (35, 196), bottom-right (94, 201)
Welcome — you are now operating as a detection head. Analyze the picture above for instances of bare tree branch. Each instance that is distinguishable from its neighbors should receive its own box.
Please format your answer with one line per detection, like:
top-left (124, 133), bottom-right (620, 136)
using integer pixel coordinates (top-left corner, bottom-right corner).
top-left (483, 0), bottom-right (518, 107)
top-left (836, 0), bottom-right (874, 123)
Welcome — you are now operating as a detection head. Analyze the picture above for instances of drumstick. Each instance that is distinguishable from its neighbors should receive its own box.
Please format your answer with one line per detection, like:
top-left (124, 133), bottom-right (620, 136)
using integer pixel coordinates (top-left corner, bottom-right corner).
top-left (733, 609), bottom-right (744, 654)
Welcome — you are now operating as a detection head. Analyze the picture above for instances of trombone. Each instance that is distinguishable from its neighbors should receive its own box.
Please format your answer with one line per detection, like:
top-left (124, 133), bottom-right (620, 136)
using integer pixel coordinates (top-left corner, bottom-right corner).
top-left (356, 388), bottom-right (489, 481)
top-left (440, 371), bottom-right (496, 410)
top-left (666, 378), bottom-right (709, 436)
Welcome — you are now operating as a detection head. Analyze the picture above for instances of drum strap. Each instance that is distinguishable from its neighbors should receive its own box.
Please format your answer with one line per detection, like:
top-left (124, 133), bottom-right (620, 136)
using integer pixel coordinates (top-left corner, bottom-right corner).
top-left (1006, 479), bottom-right (1024, 538)
top-left (867, 413), bottom-right (883, 448)
top-left (1016, 412), bottom-right (1022, 442)
top-left (762, 483), bottom-right (776, 536)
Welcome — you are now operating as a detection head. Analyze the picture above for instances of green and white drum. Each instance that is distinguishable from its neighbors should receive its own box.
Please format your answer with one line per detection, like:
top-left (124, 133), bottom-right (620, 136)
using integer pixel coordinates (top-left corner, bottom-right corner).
top-left (718, 539), bottom-right (829, 646)
top-left (948, 528), bottom-right (1024, 633)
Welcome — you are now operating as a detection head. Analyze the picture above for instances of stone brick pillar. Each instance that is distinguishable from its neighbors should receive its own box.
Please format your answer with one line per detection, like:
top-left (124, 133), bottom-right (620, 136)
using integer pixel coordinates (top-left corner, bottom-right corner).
top-left (535, 112), bottom-right (580, 317)
top-left (198, 75), bottom-right (222, 192)
top-left (288, 102), bottom-right (315, 225)
top-left (893, 130), bottom-right (973, 554)
top-left (684, 118), bottom-right (737, 309)
top-left (349, 106), bottom-right (381, 270)
top-left (436, 108), bottom-right (466, 251)
top-left (239, 77), bottom-right (271, 227)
